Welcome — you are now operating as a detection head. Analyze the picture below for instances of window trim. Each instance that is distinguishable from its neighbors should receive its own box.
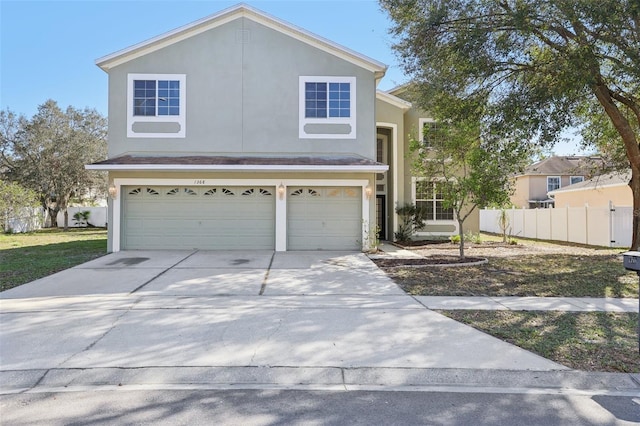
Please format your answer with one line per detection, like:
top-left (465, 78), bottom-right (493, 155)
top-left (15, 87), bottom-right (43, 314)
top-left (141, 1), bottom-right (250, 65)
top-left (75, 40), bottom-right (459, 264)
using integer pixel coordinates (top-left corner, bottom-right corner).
top-left (418, 118), bottom-right (437, 148)
top-left (299, 76), bottom-right (356, 139)
top-left (547, 176), bottom-right (561, 193)
top-left (570, 176), bottom-right (584, 185)
top-left (411, 177), bottom-right (456, 223)
top-left (127, 73), bottom-right (186, 138)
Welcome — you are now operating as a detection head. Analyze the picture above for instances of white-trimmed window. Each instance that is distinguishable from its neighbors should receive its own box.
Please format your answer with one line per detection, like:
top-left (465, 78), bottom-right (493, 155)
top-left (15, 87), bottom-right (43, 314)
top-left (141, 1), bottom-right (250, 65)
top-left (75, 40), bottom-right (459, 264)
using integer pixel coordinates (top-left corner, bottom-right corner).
top-left (570, 176), bottom-right (584, 185)
top-left (299, 76), bottom-right (356, 139)
top-left (547, 176), bottom-right (561, 192)
top-left (127, 73), bottom-right (186, 138)
top-left (418, 118), bottom-right (443, 148)
top-left (414, 179), bottom-right (454, 221)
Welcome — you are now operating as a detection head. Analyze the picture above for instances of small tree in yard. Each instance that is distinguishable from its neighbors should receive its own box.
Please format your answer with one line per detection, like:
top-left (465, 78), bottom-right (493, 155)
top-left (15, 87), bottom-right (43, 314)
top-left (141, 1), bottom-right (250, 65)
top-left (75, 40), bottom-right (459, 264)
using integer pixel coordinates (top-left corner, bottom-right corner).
top-left (0, 180), bottom-right (40, 232)
top-left (411, 118), bottom-right (529, 259)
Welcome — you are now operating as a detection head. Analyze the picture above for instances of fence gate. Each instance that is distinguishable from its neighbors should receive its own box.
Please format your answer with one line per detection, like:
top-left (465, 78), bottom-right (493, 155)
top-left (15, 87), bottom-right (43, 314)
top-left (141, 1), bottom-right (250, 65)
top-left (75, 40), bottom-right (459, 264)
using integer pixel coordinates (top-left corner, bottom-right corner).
top-left (612, 206), bottom-right (633, 249)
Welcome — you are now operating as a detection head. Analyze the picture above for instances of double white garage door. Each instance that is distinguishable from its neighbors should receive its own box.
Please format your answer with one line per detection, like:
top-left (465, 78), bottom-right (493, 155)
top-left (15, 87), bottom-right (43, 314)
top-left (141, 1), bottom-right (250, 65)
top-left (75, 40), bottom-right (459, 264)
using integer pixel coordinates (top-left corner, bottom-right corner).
top-left (122, 185), bottom-right (361, 250)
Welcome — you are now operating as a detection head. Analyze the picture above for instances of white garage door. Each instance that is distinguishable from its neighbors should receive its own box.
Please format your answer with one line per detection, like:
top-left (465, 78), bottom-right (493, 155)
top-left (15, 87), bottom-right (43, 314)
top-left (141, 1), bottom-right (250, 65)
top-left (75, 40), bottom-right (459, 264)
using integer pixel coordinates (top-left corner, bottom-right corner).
top-left (122, 186), bottom-right (275, 250)
top-left (287, 187), bottom-right (362, 250)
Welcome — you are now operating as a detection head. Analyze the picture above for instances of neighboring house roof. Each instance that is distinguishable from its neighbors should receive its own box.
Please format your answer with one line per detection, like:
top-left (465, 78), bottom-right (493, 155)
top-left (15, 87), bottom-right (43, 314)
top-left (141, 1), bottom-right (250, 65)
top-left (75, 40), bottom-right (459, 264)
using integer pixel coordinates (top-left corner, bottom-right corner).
top-left (95, 3), bottom-right (387, 81)
top-left (86, 154), bottom-right (389, 172)
top-left (548, 171), bottom-right (630, 195)
top-left (517, 156), bottom-right (604, 177)
top-left (386, 83), bottom-right (410, 96)
top-left (376, 90), bottom-right (412, 111)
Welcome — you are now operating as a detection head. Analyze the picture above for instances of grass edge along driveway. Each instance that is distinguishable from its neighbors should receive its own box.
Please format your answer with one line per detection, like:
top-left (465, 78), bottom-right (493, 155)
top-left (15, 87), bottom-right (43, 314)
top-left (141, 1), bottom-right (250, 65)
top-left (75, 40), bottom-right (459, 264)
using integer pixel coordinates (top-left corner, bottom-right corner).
top-left (0, 228), bottom-right (108, 291)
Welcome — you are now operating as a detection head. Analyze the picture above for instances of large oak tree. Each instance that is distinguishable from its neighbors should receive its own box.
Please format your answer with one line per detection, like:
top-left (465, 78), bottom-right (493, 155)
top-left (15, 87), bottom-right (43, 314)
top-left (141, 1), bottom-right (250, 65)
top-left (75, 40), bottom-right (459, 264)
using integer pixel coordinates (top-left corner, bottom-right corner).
top-left (381, 0), bottom-right (640, 248)
top-left (0, 100), bottom-right (107, 229)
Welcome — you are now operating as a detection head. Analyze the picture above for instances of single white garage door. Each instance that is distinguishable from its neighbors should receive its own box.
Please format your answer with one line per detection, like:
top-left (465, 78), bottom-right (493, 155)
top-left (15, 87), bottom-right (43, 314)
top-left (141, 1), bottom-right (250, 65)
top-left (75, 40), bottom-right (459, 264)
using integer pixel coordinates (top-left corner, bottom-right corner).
top-left (122, 186), bottom-right (275, 250)
top-left (287, 186), bottom-right (362, 250)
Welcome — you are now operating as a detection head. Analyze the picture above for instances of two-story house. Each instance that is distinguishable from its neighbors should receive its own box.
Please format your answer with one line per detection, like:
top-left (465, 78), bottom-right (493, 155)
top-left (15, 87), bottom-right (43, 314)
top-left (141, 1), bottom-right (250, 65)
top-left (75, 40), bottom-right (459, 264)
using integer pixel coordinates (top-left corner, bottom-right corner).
top-left (510, 156), bottom-right (604, 209)
top-left (88, 4), bottom-right (477, 252)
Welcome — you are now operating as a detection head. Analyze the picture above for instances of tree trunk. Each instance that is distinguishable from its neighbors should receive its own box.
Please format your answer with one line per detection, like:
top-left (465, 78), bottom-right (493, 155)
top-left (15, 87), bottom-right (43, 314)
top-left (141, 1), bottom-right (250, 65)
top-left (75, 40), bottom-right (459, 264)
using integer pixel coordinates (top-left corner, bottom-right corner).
top-left (63, 209), bottom-right (69, 231)
top-left (630, 170), bottom-right (640, 251)
top-left (458, 219), bottom-right (465, 260)
top-left (592, 82), bottom-right (640, 249)
top-left (47, 207), bottom-right (59, 228)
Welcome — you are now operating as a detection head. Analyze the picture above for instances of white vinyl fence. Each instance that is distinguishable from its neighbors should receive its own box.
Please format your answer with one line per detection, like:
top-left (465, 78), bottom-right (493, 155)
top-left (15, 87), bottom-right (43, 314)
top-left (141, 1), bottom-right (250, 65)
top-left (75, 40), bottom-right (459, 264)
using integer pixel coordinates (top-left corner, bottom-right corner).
top-left (55, 207), bottom-right (108, 228)
top-left (4, 206), bottom-right (107, 233)
top-left (4, 208), bottom-right (44, 233)
top-left (480, 203), bottom-right (632, 248)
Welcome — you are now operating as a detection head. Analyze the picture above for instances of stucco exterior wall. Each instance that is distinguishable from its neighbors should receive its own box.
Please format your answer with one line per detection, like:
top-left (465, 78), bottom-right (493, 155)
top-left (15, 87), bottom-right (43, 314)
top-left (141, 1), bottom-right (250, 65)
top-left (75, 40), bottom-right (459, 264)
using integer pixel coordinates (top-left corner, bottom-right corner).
top-left (107, 17), bottom-right (377, 159)
top-left (511, 174), bottom-right (588, 207)
top-left (510, 176), bottom-right (532, 208)
top-left (375, 97), bottom-right (407, 238)
top-left (553, 185), bottom-right (632, 208)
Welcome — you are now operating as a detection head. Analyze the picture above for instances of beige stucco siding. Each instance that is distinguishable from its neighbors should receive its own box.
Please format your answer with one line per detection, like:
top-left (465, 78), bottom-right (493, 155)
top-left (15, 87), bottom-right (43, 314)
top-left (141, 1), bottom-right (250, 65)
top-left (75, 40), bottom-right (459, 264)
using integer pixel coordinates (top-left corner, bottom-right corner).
top-left (553, 185), bottom-right (632, 208)
top-left (511, 176), bottom-right (532, 208)
top-left (375, 97), bottom-right (407, 237)
top-left (511, 174), bottom-right (590, 207)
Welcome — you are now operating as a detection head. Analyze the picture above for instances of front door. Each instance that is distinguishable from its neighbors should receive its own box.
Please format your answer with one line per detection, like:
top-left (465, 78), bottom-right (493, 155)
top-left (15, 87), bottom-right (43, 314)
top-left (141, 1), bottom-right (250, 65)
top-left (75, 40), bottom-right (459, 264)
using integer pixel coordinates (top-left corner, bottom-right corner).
top-left (376, 195), bottom-right (386, 240)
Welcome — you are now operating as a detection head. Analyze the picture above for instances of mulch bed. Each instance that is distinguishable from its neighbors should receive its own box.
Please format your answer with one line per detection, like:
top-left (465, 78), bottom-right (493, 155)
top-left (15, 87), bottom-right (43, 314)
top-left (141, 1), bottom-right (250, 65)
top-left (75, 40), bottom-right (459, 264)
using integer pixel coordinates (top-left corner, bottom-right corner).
top-left (372, 256), bottom-right (487, 267)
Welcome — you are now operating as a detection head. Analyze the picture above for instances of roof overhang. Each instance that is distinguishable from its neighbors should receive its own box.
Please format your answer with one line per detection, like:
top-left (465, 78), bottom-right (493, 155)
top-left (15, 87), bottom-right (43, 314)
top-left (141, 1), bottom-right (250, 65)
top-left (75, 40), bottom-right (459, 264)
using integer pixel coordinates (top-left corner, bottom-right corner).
top-left (96, 3), bottom-right (387, 81)
top-left (86, 155), bottom-right (389, 173)
top-left (376, 90), bottom-right (412, 111)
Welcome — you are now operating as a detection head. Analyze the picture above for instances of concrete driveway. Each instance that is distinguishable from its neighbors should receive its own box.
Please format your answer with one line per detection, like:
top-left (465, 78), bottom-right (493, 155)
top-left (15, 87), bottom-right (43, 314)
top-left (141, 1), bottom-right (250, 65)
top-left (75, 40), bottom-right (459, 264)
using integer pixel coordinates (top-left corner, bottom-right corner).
top-left (0, 250), bottom-right (565, 391)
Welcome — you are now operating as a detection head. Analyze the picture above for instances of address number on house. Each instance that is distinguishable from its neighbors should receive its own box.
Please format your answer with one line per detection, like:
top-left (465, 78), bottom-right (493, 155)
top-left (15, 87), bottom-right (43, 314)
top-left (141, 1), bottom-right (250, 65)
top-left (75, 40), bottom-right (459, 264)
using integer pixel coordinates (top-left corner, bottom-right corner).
top-left (193, 180), bottom-right (206, 185)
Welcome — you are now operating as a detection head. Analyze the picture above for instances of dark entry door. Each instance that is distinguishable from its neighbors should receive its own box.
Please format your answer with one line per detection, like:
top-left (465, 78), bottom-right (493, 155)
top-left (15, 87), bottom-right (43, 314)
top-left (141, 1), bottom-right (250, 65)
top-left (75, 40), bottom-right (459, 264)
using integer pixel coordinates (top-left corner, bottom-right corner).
top-left (376, 195), bottom-right (386, 240)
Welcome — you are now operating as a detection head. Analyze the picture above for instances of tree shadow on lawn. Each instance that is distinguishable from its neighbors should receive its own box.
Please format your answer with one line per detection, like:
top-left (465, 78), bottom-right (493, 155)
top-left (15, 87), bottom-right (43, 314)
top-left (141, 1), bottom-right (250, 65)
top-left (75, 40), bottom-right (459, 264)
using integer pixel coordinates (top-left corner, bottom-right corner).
top-left (440, 310), bottom-right (640, 373)
top-left (385, 254), bottom-right (639, 298)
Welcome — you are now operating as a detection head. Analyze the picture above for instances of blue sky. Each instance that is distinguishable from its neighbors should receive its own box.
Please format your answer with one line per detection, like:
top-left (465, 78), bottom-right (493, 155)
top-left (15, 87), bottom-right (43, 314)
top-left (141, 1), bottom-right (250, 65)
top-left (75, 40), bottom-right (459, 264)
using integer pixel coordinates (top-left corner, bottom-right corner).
top-left (1, 0), bottom-right (403, 117)
top-left (1, 0), bottom-right (585, 154)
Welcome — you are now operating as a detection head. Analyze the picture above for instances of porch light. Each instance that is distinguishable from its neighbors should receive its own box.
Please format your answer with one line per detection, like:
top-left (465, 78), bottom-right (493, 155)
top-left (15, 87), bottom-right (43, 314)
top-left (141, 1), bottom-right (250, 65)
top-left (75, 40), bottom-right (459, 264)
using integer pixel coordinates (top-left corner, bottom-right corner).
top-left (364, 185), bottom-right (373, 200)
top-left (278, 183), bottom-right (285, 200)
top-left (108, 184), bottom-right (118, 200)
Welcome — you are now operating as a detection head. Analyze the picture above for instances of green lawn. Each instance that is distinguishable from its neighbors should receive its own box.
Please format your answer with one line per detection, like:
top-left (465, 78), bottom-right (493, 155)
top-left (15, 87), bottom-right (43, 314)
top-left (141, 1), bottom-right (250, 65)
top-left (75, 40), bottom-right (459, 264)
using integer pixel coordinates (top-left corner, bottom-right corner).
top-left (440, 310), bottom-right (640, 373)
top-left (0, 228), bottom-right (108, 291)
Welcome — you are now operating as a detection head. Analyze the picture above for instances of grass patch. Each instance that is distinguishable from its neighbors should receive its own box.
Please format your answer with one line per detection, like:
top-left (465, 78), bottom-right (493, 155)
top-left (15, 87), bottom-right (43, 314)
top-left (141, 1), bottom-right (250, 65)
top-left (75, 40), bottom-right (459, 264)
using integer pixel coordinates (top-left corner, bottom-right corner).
top-left (439, 310), bottom-right (640, 372)
top-left (0, 228), bottom-right (108, 291)
top-left (387, 254), bottom-right (638, 298)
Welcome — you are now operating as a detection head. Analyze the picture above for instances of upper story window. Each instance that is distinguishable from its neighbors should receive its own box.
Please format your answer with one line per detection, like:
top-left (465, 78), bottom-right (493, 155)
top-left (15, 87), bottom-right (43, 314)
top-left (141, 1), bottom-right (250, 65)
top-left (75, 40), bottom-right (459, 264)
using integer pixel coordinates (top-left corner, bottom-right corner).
top-left (305, 82), bottom-right (350, 118)
top-left (547, 176), bottom-right (561, 192)
top-left (133, 79), bottom-right (180, 116)
top-left (418, 118), bottom-right (443, 148)
top-left (127, 73), bottom-right (186, 138)
top-left (570, 176), bottom-right (584, 185)
top-left (299, 76), bottom-right (356, 139)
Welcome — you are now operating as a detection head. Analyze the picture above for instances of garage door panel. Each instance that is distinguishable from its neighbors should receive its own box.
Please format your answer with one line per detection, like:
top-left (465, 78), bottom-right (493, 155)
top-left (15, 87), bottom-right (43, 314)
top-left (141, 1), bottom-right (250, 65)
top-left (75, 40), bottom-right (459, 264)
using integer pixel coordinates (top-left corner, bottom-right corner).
top-left (287, 187), bottom-right (361, 251)
top-left (122, 186), bottom-right (275, 250)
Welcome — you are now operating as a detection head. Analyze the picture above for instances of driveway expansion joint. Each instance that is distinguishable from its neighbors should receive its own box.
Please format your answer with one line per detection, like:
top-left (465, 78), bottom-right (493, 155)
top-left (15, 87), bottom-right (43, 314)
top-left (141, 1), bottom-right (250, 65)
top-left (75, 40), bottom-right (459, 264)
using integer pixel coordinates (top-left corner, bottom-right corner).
top-left (259, 252), bottom-right (275, 295)
top-left (129, 250), bottom-right (199, 294)
top-left (57, 298), bottom-right (143, 368)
